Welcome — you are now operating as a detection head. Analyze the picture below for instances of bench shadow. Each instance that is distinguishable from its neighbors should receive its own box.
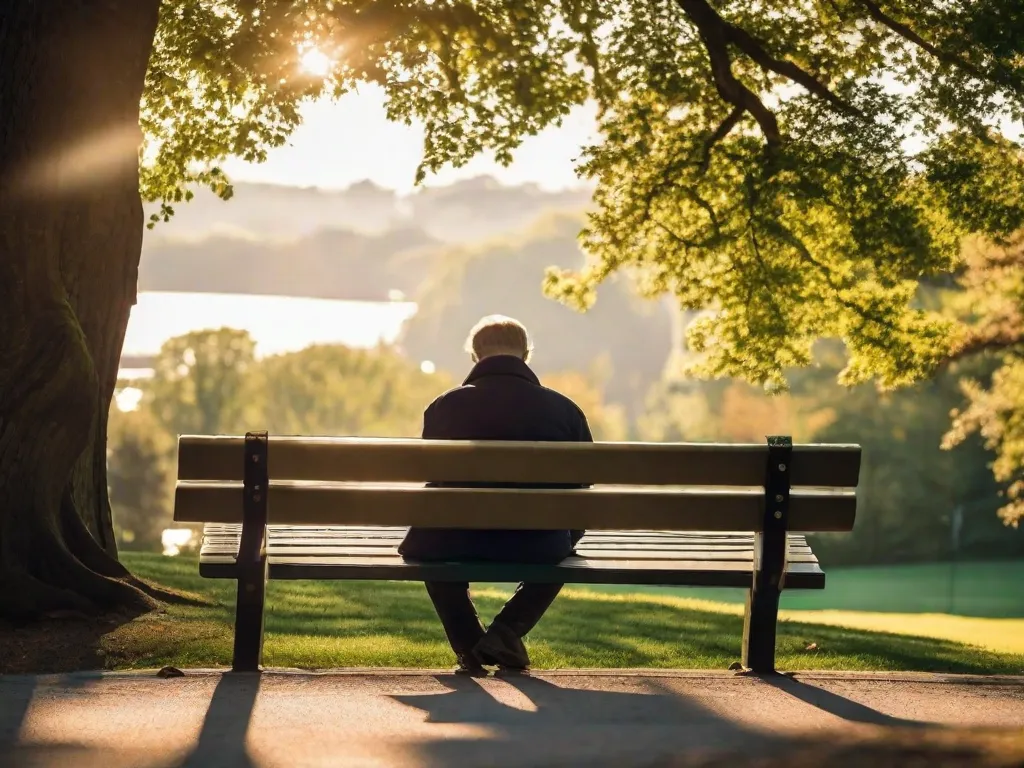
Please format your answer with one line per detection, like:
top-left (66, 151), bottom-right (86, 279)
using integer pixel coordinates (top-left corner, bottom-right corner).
top-left (0, 675), bottom-right (37, 752)
top-left (390, 673), bottom-right (781, 767)
top-left (389, 674), bottom-right (968, 768)
top-left (178, 672), bottom-right (260, 768)
top-left (759, 674), bottom-right (926, 728)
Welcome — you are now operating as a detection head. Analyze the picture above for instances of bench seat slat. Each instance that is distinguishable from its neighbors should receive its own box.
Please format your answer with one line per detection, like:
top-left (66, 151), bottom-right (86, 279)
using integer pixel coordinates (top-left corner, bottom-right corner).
top-left (201, 542), bottom-right (813, 558)
top-left (200, 531), bottom-right (813, 547)
top-left (197, 525), bottom-right (824, 589)
top-left (203, 524), bottom-right (796, 538)
top-left (200, 528), bottom-right (809, 546)
top-left (197, 554), bottom-right (825, 589)
top-left (176, 483), bottom-right (855, 532)
top-left (199, 545), bottom-right (820, 563)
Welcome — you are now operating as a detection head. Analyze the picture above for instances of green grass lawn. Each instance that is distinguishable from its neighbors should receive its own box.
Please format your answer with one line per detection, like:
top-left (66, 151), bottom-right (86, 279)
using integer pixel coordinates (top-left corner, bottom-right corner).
top-left (581, 560), bottom-right (1024, 618)
top-left (109, 552), bottom-right (1024, 675)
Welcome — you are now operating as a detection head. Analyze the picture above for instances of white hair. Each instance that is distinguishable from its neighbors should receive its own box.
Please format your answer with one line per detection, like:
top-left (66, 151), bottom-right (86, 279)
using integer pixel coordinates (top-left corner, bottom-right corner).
top-left (465, 315), bottom-right (533, 362)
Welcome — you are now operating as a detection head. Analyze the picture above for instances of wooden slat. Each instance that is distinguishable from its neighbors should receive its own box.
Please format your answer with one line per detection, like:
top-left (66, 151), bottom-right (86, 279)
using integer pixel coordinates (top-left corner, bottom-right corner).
top-left (196, 553), bottom-right (826, 589)
top-left (202, 541), bottom-right (812, 557)
top-left (203, 526), bottom-right (810, 543)
top-left (200, 531), bottom-right (813, 544)
top-left (197, 526), bottom-right (826, 588)
top-left (201, 548), bottom-right (815, 565)
top-left (201, 527), bottom-right (814, 552)
top-left (175, 483), bottom-right (856, 532)
top-left (201, 529), bottom-right (815, 559)
top-left (177, 435), bottom-right (861, 487)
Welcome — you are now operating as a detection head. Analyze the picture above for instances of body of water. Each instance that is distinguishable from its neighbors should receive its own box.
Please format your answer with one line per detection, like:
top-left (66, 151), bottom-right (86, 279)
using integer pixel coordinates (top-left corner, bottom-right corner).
top-left (122, 291), bottom-right (417, 361)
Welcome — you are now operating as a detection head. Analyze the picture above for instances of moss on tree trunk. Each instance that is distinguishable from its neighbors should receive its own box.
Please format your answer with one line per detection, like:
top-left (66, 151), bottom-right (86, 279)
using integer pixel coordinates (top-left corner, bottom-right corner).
top-left (0, 1), bottom-right (166, 617)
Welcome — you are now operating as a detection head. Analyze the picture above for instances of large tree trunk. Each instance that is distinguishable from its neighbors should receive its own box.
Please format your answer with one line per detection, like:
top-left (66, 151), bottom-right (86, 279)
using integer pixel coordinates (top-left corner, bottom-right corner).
top-left (0, 1), bottom-right (163, 617)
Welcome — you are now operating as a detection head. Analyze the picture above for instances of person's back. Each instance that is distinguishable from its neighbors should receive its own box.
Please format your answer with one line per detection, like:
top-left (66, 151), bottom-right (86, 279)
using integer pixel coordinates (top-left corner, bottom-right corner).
top-left (400, 347), bottom-right (591, 561)
top-left (423, 357), bottom-right (588, 443)
top-left (398, 315), bottom-right (592, 675)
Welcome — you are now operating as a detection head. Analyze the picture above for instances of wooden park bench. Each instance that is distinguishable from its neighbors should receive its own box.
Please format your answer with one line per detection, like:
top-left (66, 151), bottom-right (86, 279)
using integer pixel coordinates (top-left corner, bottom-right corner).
top-left (173, 433), bottom-right (860, 674)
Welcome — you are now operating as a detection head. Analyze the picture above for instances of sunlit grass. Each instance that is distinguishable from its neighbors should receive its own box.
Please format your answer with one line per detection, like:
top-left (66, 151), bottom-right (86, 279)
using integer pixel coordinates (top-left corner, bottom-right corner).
top-left (115, 553), bottom-right (1024, 674)
top-left (581, 560), bottom-right (1024, 617)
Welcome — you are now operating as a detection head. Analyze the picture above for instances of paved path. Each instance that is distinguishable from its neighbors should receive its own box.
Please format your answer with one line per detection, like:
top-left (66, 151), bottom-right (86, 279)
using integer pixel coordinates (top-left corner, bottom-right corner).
top-left (1, 670), bottom-right (1022, 767)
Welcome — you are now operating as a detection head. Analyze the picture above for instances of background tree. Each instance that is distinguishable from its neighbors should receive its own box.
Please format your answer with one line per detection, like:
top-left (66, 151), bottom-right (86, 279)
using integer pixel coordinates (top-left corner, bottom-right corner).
top-left (106, 407), bottom-right (174, 551)
top-left (146, 327), bottom-right (259, 438)
top-left (942, 234), bottom-right (1024, 526)
top-left (4, 0), bottom-right (1024, 615)
top-left (260, 344), bottom-right (450, 437)
top-left (805, 364), bottom-right (1024, 565)
top-left (542, 359), bottom-right (629, 441)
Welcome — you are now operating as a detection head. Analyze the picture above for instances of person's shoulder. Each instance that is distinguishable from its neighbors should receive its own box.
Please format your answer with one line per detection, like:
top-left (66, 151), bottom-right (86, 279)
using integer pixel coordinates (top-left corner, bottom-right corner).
top-left (539, 384), bottom-right (588, 421)
top-left (426, 383), bottom-right (473, 411)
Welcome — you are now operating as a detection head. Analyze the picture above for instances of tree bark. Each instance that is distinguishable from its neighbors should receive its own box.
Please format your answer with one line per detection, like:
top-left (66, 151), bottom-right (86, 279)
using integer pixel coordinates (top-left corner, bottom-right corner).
top-left (0, 1), bottom-right (163, 617)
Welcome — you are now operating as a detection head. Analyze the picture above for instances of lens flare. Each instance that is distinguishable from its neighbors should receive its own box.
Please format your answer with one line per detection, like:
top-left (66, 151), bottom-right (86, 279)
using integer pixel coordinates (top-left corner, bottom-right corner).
top-left (300, 48), bottom-right (332, 77)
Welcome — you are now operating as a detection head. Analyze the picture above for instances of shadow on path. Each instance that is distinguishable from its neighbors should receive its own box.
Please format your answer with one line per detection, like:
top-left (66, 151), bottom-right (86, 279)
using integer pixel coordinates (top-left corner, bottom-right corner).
top-left (762, 675), bottom-right (926, 728)
top-left (391, 674), bottom-right (779, 767)
top-left (0, 672), bottom-right (112, 766)
top-left (179, 672), bottom-right (261, 768)
top-left (0, 675), bottom-right (37, 751)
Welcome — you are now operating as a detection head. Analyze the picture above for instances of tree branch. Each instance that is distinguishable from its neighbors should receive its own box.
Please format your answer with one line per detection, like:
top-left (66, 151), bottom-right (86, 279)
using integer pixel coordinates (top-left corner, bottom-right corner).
top-left (698, 105), bottom-right (744, 174)
top-left (857, 0), bottom-right (1024, 95)
top-left (674, 0), bottom-right (781, 150)
top-left (721, 22), bottom-right (863, 118)
top-left (945, 327), bottom-right (1024, 366)
top-left (676, 0), bottom-right (862, 129)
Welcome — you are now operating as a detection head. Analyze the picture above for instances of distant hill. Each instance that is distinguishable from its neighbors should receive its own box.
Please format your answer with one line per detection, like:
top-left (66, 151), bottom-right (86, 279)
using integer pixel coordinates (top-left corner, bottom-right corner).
top-left (144, 176), bottom-right (593, 243)
top-left (140, 176), bottom-right (595, 300)
top-left (397, 213), bottom-right (673, 411)
top-left (140, 226), bottom-right (438, 301)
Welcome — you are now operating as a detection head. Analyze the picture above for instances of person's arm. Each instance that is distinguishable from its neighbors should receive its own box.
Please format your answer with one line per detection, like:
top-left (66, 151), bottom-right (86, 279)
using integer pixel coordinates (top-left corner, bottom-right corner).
top-left (422, 402), bottom-right (443, 440)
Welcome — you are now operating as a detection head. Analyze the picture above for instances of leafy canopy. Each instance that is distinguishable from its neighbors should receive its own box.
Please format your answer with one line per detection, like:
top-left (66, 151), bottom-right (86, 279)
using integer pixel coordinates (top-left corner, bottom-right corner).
top-left (144, 0), bottom-right (1024, 388)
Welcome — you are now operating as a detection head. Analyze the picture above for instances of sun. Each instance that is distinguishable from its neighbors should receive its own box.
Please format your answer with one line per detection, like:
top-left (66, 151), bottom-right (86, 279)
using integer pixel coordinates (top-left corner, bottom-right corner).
top-left (300, 47), bottom-right (332, 77)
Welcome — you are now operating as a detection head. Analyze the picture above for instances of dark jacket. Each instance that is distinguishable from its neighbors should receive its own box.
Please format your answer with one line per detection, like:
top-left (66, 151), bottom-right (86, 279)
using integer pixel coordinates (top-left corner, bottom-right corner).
top-left (398, 355), bottom-right (593, 563)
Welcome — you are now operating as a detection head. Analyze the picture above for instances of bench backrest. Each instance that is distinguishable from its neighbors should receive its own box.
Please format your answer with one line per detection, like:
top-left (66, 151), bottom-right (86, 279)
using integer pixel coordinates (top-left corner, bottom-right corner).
top-left (174, 435), bottom-right (860, 534)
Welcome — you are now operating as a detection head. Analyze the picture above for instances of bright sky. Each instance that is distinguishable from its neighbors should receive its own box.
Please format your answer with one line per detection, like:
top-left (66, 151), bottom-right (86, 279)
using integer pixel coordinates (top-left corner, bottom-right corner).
top-left (222, 85), bottom-right (599, 194)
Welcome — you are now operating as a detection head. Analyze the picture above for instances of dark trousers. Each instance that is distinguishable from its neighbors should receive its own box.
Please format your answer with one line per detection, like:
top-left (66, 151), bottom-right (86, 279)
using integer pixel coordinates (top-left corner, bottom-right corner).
top-left (424, 581), bottom-right (564, 655)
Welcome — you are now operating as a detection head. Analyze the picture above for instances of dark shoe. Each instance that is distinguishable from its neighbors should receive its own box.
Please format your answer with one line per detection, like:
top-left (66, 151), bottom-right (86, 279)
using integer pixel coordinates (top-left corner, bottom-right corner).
top-left (473, 621), bottom-right (530, 671)
top-left (454, 653), bottom-right (488, 677)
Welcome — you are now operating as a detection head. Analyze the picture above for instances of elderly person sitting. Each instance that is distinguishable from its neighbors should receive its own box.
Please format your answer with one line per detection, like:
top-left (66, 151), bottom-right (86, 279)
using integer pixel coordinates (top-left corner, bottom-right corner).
top-left (398, 315), bottom-right (592, 676)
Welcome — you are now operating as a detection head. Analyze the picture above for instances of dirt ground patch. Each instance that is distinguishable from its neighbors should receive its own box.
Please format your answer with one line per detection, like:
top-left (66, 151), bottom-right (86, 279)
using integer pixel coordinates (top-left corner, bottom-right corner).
top-left (0, 610), bottom-right (229, 674)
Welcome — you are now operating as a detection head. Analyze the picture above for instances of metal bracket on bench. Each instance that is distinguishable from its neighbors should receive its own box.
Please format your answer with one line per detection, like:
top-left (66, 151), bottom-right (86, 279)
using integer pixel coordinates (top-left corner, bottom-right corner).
top-left (232, 431), bottom-right (269, 673)
top-left (741, 435), bottom-right (792, 674)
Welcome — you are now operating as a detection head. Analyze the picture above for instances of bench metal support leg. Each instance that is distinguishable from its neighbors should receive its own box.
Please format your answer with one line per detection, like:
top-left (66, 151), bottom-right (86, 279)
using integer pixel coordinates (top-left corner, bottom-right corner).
top-left (232, 431), bottom-right (269, 673)
top-left (742, 436), bottom-right (791, 674)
